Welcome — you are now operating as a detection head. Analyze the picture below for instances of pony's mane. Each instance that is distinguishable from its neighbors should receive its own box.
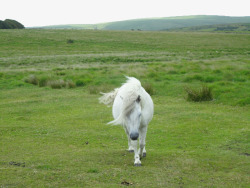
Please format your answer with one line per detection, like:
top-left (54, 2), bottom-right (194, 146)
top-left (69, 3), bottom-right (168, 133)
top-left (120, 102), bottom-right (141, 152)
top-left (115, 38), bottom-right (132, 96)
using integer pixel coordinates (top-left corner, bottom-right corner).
top-left (124, 76), bottom-right (141, 87)
top-left (99, 88), bottom-right (119, 107)
top-left (108, 77), bottom-right (142, 126)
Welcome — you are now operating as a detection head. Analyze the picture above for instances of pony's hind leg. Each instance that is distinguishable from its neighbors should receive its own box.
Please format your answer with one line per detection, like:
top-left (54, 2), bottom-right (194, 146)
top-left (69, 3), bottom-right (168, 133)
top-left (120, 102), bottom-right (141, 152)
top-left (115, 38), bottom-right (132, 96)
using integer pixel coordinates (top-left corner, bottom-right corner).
top-left (139, 147), bottom-right (146, 157)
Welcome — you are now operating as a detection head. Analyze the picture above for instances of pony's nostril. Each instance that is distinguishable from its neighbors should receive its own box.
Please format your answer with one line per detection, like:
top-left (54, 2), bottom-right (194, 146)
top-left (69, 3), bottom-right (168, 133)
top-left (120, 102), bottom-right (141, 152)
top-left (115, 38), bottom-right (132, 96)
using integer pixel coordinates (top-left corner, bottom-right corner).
top-left (130, 132), bottom-right (139, 140)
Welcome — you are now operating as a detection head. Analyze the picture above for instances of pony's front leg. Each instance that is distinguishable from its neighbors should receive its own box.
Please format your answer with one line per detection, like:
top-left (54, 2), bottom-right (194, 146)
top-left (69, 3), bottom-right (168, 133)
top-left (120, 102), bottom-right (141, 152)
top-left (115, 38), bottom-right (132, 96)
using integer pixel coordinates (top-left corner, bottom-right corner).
top-left (131, 140), bottom-right (141, 166)
top-left (124, 128), bottom-right (134, 152)
top-left (138, 126), bottom-right (147, 158)
top-left (127, 135), bottom-right (134, 152)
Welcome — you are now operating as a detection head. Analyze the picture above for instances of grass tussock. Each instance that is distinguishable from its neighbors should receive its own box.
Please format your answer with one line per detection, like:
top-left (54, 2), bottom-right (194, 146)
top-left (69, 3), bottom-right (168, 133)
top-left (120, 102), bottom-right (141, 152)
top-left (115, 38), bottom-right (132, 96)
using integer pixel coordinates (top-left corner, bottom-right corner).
top-left (67, 80), bottom-right (76, 88)
top-left (25, 75), bottom-right (76, 89)
top-left (46, 79), bottom-right (76, 89)
top-left (185, 85), bottom-right (213, 102)
top-left (24, 75), bottom-right (39, 85)
top-left (38, 77), bottom-right (49, 87)
top-left (47, 80), bottom-right (66, 89)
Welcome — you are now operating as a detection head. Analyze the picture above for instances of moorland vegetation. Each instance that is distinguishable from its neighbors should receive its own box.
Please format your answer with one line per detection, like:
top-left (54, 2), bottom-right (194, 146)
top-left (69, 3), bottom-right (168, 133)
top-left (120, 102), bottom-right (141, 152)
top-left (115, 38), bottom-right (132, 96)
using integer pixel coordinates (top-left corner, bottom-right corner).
top-left (0, 29), bottom-right (249, 187)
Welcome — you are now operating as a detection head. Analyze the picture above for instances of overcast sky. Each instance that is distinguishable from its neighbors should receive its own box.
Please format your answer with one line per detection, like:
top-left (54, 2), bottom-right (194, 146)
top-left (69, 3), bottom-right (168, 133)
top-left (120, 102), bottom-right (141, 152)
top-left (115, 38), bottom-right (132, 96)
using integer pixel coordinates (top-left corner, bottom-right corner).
top-left (1, 0), bottom-right (250, 27)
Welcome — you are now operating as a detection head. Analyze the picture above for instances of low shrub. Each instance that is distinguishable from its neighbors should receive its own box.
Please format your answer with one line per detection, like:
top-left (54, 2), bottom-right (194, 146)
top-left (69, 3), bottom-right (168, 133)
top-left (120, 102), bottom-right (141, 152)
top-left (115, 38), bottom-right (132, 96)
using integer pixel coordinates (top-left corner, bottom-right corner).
top-left (185, 85), bottom-right (213, 102)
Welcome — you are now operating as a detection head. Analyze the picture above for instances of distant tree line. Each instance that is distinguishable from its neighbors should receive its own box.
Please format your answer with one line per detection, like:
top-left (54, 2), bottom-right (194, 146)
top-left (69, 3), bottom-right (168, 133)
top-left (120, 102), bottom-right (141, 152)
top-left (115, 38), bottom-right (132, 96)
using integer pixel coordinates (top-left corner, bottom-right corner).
top-left (215, 26), bottom-right (238, 31)
top-left (0, 19), bottom-right (25, 29)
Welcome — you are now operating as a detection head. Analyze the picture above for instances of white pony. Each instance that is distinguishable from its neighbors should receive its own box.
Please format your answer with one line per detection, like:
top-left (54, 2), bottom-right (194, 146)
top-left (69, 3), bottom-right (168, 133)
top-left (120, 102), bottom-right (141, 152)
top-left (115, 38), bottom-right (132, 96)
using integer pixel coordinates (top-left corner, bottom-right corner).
top-left (99, 76), bottom-right (154, 166)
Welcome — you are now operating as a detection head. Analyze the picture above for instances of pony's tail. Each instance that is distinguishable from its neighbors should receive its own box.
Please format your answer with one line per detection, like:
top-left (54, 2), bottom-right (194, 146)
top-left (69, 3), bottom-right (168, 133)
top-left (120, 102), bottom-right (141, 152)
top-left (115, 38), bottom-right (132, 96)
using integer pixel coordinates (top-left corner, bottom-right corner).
top-left (99, 88), bottom-right (119, 107)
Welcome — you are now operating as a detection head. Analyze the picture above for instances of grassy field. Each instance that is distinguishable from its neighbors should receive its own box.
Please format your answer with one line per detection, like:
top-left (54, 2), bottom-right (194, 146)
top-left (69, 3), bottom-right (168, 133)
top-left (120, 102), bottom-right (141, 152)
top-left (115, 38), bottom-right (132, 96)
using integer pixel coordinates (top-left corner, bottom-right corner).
top-left (0, 29), bottom-right (249, 187)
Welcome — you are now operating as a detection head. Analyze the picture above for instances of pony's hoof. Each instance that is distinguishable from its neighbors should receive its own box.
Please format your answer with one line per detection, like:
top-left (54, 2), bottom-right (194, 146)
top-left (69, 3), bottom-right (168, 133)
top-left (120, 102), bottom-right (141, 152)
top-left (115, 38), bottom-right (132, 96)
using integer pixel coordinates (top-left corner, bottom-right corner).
top-left (134, 163), bottom-right (141, 167)
top-left (128, 150), bottom-right (134, 153)
top-left (143, 153), bottom-right (146, 157)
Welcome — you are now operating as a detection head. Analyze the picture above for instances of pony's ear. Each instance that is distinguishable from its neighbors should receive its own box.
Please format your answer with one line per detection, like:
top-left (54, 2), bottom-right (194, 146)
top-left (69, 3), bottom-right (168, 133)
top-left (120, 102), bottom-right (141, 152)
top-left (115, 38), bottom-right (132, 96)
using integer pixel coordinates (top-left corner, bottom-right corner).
top-left (136, 95), bottom-right (141, 103)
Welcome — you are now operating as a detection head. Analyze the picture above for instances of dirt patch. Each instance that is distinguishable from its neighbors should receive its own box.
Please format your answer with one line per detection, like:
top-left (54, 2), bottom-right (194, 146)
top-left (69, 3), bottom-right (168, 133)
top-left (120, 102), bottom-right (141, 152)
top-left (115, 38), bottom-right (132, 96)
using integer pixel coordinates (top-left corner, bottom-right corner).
top-left (241, 153), bottom-right (250, 156)
top-left (9, 161), bottom-right (25, 167)
top-left (121, 181), bottom-right (133, 186)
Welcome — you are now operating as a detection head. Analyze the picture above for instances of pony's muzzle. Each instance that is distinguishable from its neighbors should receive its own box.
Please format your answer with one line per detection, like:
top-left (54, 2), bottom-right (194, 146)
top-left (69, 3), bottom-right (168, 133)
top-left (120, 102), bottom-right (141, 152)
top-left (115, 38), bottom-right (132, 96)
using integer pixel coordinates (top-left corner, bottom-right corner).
top-left (130, 132), bottom-right (139, 140)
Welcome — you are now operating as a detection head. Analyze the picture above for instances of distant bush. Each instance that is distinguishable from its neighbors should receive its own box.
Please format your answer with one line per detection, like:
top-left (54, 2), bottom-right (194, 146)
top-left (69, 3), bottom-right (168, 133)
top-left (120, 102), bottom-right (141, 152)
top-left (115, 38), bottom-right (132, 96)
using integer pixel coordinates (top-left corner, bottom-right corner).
top-left (0, 19), bottom-right (24, 29)
top-left (216, 26), bottom-right (238, 31)
top-left (185, 85), bottom-right (213, 102)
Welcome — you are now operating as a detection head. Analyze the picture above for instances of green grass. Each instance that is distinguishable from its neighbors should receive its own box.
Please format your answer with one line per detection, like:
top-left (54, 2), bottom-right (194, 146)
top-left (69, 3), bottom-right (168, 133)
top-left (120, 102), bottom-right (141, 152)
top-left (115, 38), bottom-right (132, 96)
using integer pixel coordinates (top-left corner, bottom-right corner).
top-left (0, 30), bottom-right (249, 187)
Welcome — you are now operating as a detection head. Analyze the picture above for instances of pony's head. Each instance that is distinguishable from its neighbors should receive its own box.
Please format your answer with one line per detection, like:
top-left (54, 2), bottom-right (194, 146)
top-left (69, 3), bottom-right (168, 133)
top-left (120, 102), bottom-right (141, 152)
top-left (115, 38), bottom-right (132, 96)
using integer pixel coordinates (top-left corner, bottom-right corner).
top-left (108, 95), bottom-right (142, 140)
top-left (127, 95), bottom-right (141, 140)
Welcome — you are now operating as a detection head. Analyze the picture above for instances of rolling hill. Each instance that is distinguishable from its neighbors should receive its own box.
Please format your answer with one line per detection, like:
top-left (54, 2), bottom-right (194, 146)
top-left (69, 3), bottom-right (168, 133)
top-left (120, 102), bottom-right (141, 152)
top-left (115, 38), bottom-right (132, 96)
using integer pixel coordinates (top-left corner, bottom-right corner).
top-left (35, 15), bottom-right (250, 31)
